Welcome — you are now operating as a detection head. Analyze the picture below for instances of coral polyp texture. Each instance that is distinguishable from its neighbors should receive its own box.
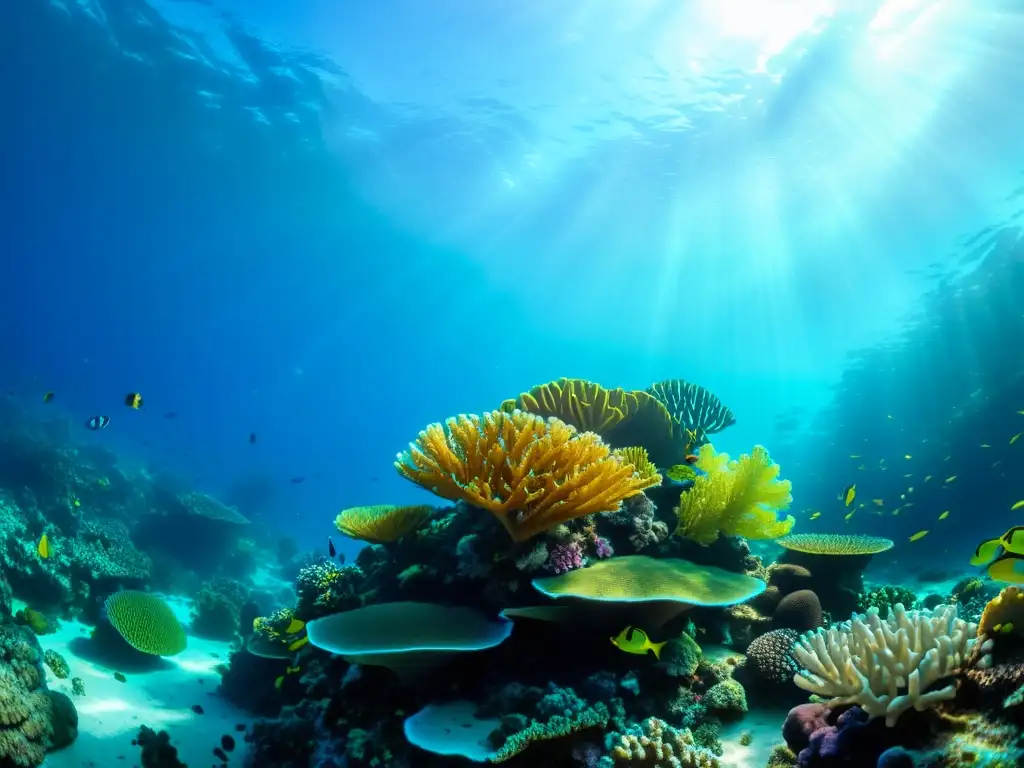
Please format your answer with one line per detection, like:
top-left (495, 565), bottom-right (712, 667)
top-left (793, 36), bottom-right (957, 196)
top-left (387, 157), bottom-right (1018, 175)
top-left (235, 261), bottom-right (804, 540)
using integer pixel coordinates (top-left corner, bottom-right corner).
top-left (611, 446), bottom-right (662, 484)
top-left (333, 504), bottom-right (432, 544)
top-left (792, 603), bottom-right (992, 726)
top-left (103, 591), bottom-right (186, 656)
top-left (394, 409), bottom-right (659, 541)
top-left (776, 533), bottom-right (895, 555)
top-left (674, 443), bottom-right (794, 545)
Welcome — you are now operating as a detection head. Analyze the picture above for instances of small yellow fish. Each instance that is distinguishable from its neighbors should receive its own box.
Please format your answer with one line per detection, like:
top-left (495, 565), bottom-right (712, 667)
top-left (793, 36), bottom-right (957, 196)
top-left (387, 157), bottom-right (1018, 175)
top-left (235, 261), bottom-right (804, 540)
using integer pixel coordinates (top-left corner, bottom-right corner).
top-left (274, 675), bottom-right (284, 689)
top-left (285, 618), bottom-right (305, 634)
top-left (981, 443), bottom-right (992, 448)
top-left (988, 553), bottom-right (1024, 584)
top-left (903, 473), bottom-right (913, 478)
top-left (1011, 433), bottom-right (1022, 445)
top-left (610, 626), bottom-right (666, 659)
top-left (124, 392), bottom-right (144, 409)
top-left (909, 530), bottom-right (930, 542)
top-left (938, 511), bottom-right (950, 521)
top-left (872, 499), bottom-right (884, 507)
top-left (849, 454), bottom-right (861, 459)
top-left (908, 487), bottom-right (914, 494)
top-left (809, 511), bottom-right (821, 520)
top-left (1012, 500), bottom-right (1024, 512)
top-left (1002, 622), bottom-right (1015, 634)
top-left (37, 534), bottom-right (49, 559)
top-left (887, 414), bottom-right (893, 419)
top-left (892, 507), bottom-right (902, 516)
top-left (924, 475), bottom-right (932, 483)
top-left (288, 636), bottom-right (309, 652)
top-left (845, 510), bottom-right (856, 521)
top-left (945, 475), bottom-right (957, 483)
top-left (841, 484), bottom-right (856, 507)
top-left (904, 454), bottom-right (912, 459)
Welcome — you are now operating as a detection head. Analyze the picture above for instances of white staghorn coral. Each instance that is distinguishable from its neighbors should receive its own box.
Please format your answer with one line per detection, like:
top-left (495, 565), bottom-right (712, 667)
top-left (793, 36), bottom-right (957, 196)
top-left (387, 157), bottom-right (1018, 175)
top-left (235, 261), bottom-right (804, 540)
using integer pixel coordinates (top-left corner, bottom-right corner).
top-left (792, 603), bottom-right (993, 726)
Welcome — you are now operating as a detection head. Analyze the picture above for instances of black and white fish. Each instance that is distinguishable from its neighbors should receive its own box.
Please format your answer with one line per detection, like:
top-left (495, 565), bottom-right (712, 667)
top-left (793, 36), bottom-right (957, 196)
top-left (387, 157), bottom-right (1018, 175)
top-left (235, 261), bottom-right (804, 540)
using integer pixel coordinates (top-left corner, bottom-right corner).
top-left (85, 415), bottom-right (110, 430)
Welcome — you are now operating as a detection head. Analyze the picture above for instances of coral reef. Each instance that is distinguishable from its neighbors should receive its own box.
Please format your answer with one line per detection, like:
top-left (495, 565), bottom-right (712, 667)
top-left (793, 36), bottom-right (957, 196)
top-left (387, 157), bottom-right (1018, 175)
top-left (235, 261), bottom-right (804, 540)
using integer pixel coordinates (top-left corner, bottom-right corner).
top-left (190, 577), bottom-right (249, 641)
top-left (104, 591), bottom-right (186, 656)
top-left (334, 505), bottom-right (433, 544)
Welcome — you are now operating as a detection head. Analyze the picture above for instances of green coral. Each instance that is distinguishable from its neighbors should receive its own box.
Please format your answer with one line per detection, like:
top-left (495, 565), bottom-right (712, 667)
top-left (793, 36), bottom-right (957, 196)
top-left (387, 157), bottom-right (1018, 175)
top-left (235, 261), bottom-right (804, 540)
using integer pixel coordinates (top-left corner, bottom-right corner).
top-left (490, 701), bottom-right (609, 762)
top-left (104, 591), bottom-right (186, 656)
top-left (704, 678), bottom-right (747, 716)
top-left (692, 723), bottom-right (724, 756)
top-left (674, 443), bottom-right (794, 545)
top-left (661, 631), bottom-right (702, 678)
top-left (856, 585), bottom-right (917, 614)
top-left (296, 561), bottom-right (364, 617)
top-left (766, 744), bottom-right (797, 767)
top-left (42, 650), bottom-right (69, 680)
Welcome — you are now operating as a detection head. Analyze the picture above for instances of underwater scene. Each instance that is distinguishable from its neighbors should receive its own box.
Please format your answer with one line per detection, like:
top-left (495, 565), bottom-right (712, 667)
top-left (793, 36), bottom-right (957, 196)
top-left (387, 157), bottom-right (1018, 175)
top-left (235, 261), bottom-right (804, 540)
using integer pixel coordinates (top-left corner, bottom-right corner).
top-left (3, 1), bottom-right (1024, 767)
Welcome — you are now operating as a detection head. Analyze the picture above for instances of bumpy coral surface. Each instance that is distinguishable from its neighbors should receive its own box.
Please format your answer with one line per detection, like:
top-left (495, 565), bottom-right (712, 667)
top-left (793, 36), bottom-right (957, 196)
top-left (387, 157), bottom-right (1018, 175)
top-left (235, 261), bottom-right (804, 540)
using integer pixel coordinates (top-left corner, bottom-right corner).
top-left (104, 591), bottom-right (186, 656)
top-left (602, 717), bottom-right (721, 767)
top-left (395, 409), bottom-right (660, 541)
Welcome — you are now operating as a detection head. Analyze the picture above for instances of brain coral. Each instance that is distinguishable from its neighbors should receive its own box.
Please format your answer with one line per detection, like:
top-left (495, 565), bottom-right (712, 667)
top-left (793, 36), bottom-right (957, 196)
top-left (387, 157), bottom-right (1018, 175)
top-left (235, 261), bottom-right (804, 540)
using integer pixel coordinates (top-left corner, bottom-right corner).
top-left (773, 590), bottom-right (824, 632)
top-left (104, 591), bottom-right (186, 656)
top-left (745, 628), bottom-right (801, 685)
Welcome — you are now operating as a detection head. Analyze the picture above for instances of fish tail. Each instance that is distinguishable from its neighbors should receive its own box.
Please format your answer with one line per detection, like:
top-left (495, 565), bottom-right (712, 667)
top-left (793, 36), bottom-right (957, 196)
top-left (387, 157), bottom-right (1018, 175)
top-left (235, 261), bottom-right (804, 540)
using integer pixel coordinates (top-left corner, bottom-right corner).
top-left (649, 640), bottom-right (667, 660)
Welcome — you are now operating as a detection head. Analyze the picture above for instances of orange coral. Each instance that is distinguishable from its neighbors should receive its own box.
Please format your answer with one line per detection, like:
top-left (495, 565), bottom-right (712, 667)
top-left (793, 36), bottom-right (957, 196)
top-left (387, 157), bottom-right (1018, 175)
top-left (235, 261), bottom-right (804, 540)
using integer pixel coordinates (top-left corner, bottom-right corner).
top-left (395, 409), bottom-right (659, 542)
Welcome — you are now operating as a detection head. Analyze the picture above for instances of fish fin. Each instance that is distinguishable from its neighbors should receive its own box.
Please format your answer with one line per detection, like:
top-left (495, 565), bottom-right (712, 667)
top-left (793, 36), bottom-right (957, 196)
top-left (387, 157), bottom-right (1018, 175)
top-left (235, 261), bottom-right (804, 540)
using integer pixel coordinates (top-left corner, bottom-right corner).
top-left (650, 640), bottom-right (667, 660)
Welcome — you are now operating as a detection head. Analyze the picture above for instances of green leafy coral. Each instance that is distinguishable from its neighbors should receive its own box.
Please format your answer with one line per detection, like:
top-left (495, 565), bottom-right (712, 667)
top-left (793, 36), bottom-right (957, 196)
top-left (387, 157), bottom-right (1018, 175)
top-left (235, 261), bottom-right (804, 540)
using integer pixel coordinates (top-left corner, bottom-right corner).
top-left (104, 591), bottom-right (186, 656)
top-left (674, 443), bottom-right (793, 545)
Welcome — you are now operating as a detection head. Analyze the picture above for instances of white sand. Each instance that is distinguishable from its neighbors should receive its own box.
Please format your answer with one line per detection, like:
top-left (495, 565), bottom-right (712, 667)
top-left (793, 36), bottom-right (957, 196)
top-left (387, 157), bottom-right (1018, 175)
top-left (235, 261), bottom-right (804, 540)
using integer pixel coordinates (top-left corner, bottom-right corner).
top-left (17, 597), bottom-right (256, 767)
top-left (720, 706), bottom-right (792, 768)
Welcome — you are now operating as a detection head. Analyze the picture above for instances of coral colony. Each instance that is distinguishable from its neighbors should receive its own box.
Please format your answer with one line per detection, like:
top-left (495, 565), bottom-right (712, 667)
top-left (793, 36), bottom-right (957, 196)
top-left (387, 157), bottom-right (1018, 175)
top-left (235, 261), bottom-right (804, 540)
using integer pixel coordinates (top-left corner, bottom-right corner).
top-left (2, 377), bottom-right (1023, 767)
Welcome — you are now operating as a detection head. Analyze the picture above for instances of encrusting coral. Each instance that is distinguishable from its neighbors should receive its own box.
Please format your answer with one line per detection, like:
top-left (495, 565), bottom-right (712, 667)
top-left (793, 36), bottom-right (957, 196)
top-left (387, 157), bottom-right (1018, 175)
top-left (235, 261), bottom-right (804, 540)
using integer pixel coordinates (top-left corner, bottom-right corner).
top-left (673, 443), bottom-right (794, 545)
top-left (792, 603), bottom-right (991, 726)
top-left (395, 409), bottom-right (660, 542)
top-left (334, 505), bottom-right (432, 544)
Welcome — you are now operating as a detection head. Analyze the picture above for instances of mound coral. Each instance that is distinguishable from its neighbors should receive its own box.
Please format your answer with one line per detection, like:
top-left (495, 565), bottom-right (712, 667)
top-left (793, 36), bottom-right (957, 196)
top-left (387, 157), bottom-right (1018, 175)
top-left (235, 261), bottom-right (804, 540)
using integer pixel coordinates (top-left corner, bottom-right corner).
top-left (603, 717), bottom-right (721, 766)
top-left (395, 409), bottom-right (659, 542)
top-left (745, 628), bottom-right (801, 685)
top-left (41, 650), bottom-right (68, 680)
top-left (977, 585), bottom-right (1024, 638)
top-left (190, 577), bottom-right (248, 641)
top-left (792, 603), bottom-right (991, 726)
top-left (647, 379), bottom-right (736, 441)
top-left (334, 504), bottom-right (432, 544)
top-left (674, 443), bottom-right (794, 545)
top-left (104, 591), bottom-right (186, 656)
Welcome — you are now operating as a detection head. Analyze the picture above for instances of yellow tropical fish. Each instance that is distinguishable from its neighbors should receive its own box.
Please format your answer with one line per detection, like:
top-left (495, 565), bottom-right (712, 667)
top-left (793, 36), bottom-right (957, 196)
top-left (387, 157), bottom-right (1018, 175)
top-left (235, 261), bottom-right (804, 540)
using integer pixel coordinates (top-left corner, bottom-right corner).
top-left (37, 534), bottom-right (49, 559)
top-left (887, 414), bottom-right (893, 419)
top-left (274, 675), bottom-right (284, 689)
top-left (938, 511), bottom-right (949, 521)
top-left (904, 454), bottom-right (912, 460)
top-left (845, 510), bottom-right (856, 521)
top-left (841, 484), bottom-right (856, 507)
top-left (988, 553), bottom-right (1024, 584)
top-left (1012, 500), bottom-right (1024, 512)
top-left (945, 475), bottom-right (957, 483)
top-left (285, 618), bottom-right (305, 634)
top-left (1010, 433), bottom-right (1022, 445)
top-left (809, 512), bottom-right (821, 520)
top-left (924, 475), bottom-right (933, 483)
top-left (892, 507), bottom-right (902, 516)
top-left (903, 473), bottom-right (913, 478)
top-left (908, 487), bottom-right (914, 494)
top-left (908, 530), bottom-right (929, 542)
top-left (288, 636), bottom-right (309, 652)
top-left (872, 499), bottom-right (884, 507)
top-left (970, 527), bottom-right (1024, 567)
top-left (849, 454), bottom-right (861, 459)
top-left (1002, 623), bottom-right (1015, 634)
top-left (610, 626), bottom-right (666, 659)
top-left (981, 443), bottom-right (992, 448)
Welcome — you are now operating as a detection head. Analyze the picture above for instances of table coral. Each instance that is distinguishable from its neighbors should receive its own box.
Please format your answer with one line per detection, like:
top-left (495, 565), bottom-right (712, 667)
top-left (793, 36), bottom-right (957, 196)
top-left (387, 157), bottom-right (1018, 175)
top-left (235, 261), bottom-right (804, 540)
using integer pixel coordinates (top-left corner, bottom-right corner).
top-left (395, 409), bottom-right (660, 542)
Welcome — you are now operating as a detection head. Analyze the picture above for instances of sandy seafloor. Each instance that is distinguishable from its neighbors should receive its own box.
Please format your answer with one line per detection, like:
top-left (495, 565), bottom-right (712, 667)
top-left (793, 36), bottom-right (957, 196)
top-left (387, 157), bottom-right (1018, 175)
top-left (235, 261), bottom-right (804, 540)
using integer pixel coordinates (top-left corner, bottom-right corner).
top-left (30, 596), bottom-right (253, 767)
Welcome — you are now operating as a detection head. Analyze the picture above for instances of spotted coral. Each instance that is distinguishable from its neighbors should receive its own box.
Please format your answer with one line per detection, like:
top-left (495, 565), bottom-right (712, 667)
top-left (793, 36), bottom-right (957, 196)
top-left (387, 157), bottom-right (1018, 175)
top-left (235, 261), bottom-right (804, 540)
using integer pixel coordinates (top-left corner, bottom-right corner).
top-left (745, 628), bottom-right (801, 685)
top-left (41, 651), bottom-right (68, 680)
top-left (673, 443), bottom-right (794, 545)
top-left (776, 533), bottom-right (893, 556)
top-left (103, 591), bottom-right (186, 656)
top-left (334, 504), bottom-right (433, 544)
top-left (395, 409), bottom-right (660, 542)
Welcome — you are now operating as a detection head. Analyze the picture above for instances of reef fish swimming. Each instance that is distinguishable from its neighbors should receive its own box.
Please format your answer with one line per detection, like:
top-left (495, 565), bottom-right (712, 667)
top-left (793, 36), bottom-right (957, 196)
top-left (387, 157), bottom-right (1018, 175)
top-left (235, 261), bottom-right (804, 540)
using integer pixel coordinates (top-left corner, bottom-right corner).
top-left (85, 415), bottom-right (110, 430)
top-left (840, 484), bottom-right (856, 507)
top-left (610, 626), bottom-right (665, 659)
top-left (124, 392), bottom-right (143, 409)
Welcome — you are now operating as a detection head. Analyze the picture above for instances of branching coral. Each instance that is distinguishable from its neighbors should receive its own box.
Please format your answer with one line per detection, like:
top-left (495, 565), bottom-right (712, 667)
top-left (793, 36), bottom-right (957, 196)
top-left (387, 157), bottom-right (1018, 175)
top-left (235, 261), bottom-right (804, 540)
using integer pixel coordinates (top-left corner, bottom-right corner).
top-left (334, 505), bottom-right (432, 544)
top-left (647, 379), bottom-right (737, 442)
top-left (792, 604), bottom-right (992, 726)
top-left (395, 410), bottom-right (660, 542)
top-left (674, 443), bottom-right (793, 545)
top-left (612, 447), bottom-right (662, 484)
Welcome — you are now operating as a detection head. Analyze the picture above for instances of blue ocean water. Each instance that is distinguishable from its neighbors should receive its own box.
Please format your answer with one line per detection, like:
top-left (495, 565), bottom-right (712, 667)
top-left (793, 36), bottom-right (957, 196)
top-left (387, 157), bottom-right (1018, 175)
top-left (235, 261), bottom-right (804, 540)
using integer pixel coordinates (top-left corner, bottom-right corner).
top-left (3, 2), bottom-right (1024, 765)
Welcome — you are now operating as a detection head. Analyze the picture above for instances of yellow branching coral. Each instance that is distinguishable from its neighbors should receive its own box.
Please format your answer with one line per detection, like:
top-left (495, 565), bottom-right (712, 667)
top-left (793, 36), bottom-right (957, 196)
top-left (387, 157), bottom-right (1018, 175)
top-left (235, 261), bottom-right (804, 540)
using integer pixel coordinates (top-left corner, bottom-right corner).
top-left (612, 446), bottom-right (662, 484)
top-left (334, 504), bottom-right (432, 544)
top-left (395, 409), bottom-right (660, 542)
top-left (674, 443), bottom-right (794, 545)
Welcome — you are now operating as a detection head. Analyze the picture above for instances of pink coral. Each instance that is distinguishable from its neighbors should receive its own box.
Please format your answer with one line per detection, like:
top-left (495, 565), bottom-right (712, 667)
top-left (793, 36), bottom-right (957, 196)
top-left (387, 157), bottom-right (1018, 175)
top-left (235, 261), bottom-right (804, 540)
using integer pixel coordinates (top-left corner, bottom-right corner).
top-left (545, 542), bottom-right (585, 574)
top-left (592, 536), bottom-right (614, 559)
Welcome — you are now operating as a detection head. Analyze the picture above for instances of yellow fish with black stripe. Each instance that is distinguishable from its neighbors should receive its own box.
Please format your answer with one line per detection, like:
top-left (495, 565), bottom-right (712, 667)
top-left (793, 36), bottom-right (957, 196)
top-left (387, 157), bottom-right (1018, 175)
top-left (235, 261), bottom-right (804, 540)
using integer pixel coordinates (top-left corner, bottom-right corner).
top-left (970, 526), bottom-right (1024, 567)
top-left (610, 626), bottom-right (666, 659)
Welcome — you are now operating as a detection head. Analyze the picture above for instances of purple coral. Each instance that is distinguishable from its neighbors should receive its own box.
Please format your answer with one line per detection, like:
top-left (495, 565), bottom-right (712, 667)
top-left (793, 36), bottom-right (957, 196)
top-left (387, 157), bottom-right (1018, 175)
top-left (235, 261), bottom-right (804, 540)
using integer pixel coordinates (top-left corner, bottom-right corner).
top-left (546, 541), bottom-right (585, 574)
top-left (592, 536), bottom-right (614, 559)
